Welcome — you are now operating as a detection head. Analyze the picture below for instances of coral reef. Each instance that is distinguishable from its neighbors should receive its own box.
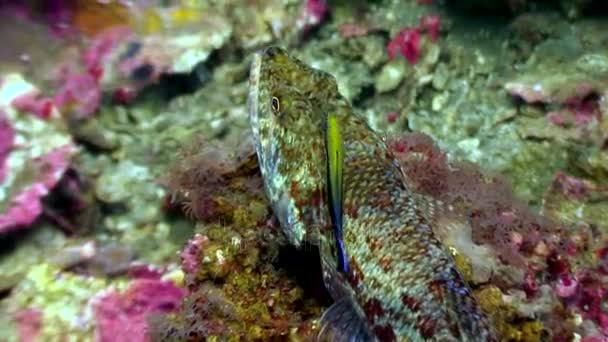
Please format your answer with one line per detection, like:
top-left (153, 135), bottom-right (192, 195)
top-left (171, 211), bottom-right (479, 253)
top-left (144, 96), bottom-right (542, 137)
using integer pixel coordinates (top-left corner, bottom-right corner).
top-left (389, 132), bottom-right (608, 340)
top-left (153, 140), bottom-right (325, 340)
top-left (0, 262), bottom-right (184, 342)
top-left (0, 74), bottom-right (76, 234)
top-left (93, 276), bottom-right (185, 342)
top-left (0, 0), bottom-right (607, 341)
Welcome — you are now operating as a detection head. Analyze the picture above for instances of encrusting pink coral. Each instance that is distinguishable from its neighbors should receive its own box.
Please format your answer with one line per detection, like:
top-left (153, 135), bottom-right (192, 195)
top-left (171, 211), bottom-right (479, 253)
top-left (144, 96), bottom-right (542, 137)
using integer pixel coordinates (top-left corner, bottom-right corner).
top-left (93, 277), bottom-right (185, 342)
top-left (387, 14), bottom-right (441, 64)
top-left (420, 15), bottom-right (441, 42)
top-left (53, 72), bottom-right (101, 118)
top-left (296, 0), bottom-right (328, 33)
top-left (0, 144), bottom-right (76, 233)
top-left (83, 26), bottom-right (133, 73)
top-left (0, 111), bottom-right (15, 181)
top-left (387, 28), bottom-right (421, 64)
top-left (14, 308), bottom-right (43, 342)
top-left (388, 132), bottom-right (608, 339)
top-left (11, 93), bottom-right (56, 119)
top-left (180, 233), bottom-right (208, 276)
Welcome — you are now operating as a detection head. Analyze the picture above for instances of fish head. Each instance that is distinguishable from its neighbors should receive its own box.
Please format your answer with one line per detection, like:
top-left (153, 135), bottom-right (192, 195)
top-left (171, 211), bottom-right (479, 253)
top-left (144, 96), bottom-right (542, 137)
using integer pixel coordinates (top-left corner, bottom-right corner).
top-left (248, 46), bottom-right (338, 246)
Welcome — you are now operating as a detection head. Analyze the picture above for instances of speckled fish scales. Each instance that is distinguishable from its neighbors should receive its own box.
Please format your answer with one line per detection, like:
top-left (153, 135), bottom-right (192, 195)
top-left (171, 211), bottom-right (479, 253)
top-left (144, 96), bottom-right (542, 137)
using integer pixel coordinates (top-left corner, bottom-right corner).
top-left (248, 46), bottom-right (497, 342)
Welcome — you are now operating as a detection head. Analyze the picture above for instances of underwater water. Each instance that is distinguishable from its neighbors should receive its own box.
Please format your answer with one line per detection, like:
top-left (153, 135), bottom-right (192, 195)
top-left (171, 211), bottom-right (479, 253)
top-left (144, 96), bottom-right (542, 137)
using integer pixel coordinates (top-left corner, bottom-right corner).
top-left (0, 0), bottom-right (608, 341)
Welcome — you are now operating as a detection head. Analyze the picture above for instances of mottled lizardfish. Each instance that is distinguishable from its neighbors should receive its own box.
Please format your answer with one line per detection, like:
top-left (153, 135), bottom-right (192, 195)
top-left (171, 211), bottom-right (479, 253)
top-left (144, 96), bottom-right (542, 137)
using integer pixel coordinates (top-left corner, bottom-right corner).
top-left (248, 46), bottom-right (497, 342)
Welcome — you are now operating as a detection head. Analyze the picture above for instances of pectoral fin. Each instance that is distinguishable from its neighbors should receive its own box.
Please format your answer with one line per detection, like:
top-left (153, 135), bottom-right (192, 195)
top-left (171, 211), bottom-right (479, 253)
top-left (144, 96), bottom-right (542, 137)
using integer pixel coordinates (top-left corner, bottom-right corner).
top-left (325, 113), bottom-right (348, 273)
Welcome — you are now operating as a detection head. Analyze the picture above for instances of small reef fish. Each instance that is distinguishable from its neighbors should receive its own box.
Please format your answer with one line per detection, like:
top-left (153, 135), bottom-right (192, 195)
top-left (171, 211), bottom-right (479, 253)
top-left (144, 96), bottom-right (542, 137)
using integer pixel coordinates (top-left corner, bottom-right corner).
top-left (248, 46), bottom-right (497, 342)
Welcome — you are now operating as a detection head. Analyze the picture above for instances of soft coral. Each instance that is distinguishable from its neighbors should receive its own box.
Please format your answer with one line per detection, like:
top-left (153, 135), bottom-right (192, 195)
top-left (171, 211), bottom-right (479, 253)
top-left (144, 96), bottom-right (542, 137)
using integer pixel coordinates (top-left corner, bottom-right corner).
top-left (387, 28), bottom-right (421, 64)
top-left (420, 15), bottom-right (441, 42)
top-left (387, 14), bottom-right (441, 64)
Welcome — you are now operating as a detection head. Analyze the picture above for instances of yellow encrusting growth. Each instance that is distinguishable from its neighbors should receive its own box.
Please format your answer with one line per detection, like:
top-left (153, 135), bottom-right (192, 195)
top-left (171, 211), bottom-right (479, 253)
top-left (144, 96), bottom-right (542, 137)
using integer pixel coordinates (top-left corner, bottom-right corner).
top-left (476, 286), bottom-right (544, 342)
top-left (449, 246), bottom-right (473, 282)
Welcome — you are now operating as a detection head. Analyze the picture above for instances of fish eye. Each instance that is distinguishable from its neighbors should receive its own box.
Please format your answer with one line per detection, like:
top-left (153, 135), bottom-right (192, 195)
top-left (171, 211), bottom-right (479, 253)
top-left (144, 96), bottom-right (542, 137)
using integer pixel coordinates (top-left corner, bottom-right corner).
top-left (271, 96), bottom-right (280, 113)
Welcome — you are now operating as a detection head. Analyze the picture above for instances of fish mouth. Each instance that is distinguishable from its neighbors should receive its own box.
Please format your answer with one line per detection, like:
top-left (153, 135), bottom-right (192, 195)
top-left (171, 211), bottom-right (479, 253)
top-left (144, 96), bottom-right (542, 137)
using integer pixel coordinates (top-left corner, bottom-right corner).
top-left (247, 50), bottom-right (262, 128)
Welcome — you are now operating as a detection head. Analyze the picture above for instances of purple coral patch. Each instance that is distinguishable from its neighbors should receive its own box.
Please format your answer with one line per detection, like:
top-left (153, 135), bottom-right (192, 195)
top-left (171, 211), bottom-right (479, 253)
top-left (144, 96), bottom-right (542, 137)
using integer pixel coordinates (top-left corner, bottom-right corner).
top-left (0, 144), bottom-right (75, 233)
top-left (14, 308), bottom-right (43, 342)
top-left (180, 233), bottom-right (208, 275)
top-left (0, 111), bottom-right (15, 182)
top-left (93, 279), bottom-right (185, 342)
top-left (53, 72), bottom-right (101, 118)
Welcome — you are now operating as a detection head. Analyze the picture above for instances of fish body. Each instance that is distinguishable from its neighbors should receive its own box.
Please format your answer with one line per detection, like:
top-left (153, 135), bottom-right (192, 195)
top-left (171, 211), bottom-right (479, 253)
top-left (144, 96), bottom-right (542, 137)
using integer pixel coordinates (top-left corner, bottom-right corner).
top-left (248, 47), bottom-right (496, 341)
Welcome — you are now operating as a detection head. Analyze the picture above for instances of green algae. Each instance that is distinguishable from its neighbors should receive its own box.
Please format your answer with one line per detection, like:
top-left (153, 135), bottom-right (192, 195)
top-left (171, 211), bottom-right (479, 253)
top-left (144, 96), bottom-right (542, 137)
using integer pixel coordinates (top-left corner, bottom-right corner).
top-left (0, 225), bottom-right (66, 292)
top-left (3, 263), bottom-right (123, 341)
top-left (476, 286), bottom-right (546, 342)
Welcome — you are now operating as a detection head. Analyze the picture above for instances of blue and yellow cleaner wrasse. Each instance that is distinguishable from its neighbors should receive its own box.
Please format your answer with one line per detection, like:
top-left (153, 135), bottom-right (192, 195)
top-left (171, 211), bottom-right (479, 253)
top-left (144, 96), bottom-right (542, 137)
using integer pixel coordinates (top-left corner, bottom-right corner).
top-left (248, 46), bottom-right (497, 341)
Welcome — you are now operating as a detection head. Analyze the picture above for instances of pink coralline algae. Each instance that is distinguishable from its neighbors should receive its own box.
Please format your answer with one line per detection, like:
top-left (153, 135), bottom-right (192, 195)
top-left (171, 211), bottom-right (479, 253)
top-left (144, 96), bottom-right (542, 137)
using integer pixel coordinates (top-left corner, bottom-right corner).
top-left (555, 273), bottom-right (578, 298)
top-left (339, 23), bottom-right (371, 39)
top-left (387, 132), bottom-right (608, 339)
top-left (563, 95), bottom-right (601, 126)
top-left (304, 0), bottom-right (328, 27)
top-left (387, 15), bottom-right (441, 64)
top-left (0, 144), bottom-right (76, 233)
top-left (387, 28), bottom-right (421, 64)
top-left (296, 0), bottom-right (328, 34)
top-left (506, 79), bottom-right (604, 129)
top-left (112, 86), bottom-right (137, 105)
top-left (9, 28), bottom-right (130, 120)
top-left (15, 26), bottom-right (135, 119)
top-left (11, 93), bottom-right (56, 120)
top-left (505, 82), bottom-right (547, 103)
top-left (93, 278), bottom-right (185, 342)
top-left (83, 26), bottom-right (133, 73)
top-left (552, 171), bottom-right (591, 200)
top-left (180, 233), bottom-right (208, 276)
top-left (0, 112), bottom-right (15, 182)
top-left (544, 96), bottom-right (601, 128)
top-left (567, 270), bottom-right (608, 335)
top-left (53, 72), bottom-right (101, 118)
top-left (14, 308), bottom-right (43, 342)
top-left (12, 67), bottom-right (102, 120)
top-left (420, 15), bottom-right (441, 42)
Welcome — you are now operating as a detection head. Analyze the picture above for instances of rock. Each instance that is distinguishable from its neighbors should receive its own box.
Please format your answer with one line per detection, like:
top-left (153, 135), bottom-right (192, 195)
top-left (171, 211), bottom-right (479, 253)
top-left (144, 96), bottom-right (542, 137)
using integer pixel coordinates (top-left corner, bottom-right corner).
top-left (95, 160), bottom-right (151, 204)
top-left (432, 63), bottom-right (449, 91)
top-left (0, 74), bottom-right (76, 234)
top-left (0, 225), bottom-right (65, 291)
top-left (576, 53), bottom-right (608, 75)
top-left (375, 60), bottom-right (407, 93)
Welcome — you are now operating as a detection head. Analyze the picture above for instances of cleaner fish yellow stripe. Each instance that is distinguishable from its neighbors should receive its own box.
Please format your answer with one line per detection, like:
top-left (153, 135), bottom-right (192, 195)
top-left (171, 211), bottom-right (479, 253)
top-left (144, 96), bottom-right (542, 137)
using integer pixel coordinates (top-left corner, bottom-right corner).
top-left (325, 113), bottom-right (348, 273)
